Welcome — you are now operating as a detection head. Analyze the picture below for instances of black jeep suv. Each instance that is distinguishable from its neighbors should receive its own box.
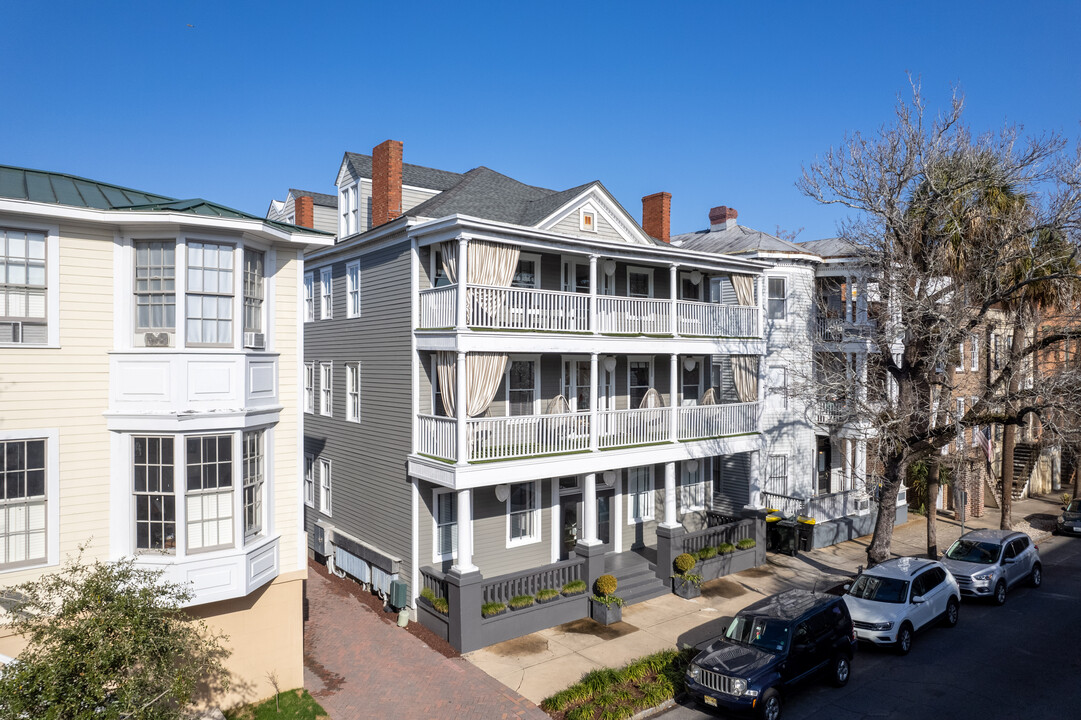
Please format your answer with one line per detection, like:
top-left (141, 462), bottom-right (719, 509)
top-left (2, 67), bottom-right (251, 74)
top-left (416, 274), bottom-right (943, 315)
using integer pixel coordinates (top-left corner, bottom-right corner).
top-left (685, 589), bottom-right (857, 720)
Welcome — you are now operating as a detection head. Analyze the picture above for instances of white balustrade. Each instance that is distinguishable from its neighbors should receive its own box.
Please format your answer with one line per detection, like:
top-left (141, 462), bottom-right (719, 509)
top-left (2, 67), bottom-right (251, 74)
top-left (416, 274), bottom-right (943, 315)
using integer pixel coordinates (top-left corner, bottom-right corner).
top-left (595, 297), bottom-right (672, 335)
top-left (677, 401), bottom-right (760, 441)
top-left (418, 286), bottom-right (457, 328)
top-left (467, 412), bottom-right (591, 461)
top-left (676, 301), bottom-right (759, 338)
top-left (761, 492), bottom-right (806, 517)
top-left (596, 407), bottom-right (672, 448)
top-left (466, 285), bottom-right (589, 332)
top-left (416, 414), bottom-right (457, 461)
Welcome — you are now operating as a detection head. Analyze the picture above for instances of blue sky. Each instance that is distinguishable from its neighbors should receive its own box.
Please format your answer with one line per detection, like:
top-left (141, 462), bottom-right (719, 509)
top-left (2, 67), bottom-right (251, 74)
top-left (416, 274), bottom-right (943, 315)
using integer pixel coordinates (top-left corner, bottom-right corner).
top-left (3, 1), bottom-right (1079, 241)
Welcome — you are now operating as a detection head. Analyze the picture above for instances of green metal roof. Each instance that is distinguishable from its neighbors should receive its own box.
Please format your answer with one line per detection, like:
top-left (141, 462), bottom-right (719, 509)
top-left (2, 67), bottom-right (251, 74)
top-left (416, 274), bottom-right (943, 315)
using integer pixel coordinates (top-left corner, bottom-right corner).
top-left (0, 165), bottom-right (331, 236)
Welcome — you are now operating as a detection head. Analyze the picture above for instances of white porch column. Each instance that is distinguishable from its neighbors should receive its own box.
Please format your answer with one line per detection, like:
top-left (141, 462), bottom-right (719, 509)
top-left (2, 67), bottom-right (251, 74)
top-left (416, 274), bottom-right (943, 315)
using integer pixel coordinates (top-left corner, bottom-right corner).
top-left (582, 473), bottom-right (600, 545)
top-left (452, 488), bottom-right (477, 573)
top-left (844, 274), bottom-right (853, 324)
top-left (661, 461), bottom-right (678, 528)
top-left (455, 350), bottom-right (468, 465)
top-left (589, 255), bottom-right (598, 334)
top-left (455, 235), bottom-right (468, 331)
top-left (669, 353), bottom-right (679, 441)
top-left (589, 352), bottom-right (599, 451)
top-left (669, 264), bottom-right (679, 336)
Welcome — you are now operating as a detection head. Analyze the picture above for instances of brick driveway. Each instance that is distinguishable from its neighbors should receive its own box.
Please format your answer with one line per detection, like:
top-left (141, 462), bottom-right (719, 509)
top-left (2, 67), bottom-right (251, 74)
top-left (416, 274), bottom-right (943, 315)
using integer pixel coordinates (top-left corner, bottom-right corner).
top-left (304, 561), bottom-right (548, 720)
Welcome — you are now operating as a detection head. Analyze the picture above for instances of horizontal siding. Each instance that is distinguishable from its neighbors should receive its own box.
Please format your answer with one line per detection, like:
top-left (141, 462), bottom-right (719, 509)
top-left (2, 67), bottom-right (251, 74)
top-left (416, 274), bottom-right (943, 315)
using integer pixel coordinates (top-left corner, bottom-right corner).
top-left (549, 208), bottom-right (624, 244)
top-left (311, 205), bottom-right (338, 236)
top-left (270, 247), bottom-right (302, 571)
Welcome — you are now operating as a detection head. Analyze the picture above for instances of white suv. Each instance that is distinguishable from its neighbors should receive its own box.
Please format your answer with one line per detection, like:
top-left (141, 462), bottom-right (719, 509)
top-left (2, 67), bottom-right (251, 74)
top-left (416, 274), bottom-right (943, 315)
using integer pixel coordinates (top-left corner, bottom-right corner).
top-left (843, 557), bottom-right (960, 655)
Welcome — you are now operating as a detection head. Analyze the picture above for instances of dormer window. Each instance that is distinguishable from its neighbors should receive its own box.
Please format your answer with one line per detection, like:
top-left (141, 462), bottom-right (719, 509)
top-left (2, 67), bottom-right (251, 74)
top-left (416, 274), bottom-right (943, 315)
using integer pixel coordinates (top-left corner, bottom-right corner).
top-left (580, 210), bottom-right (596, 233)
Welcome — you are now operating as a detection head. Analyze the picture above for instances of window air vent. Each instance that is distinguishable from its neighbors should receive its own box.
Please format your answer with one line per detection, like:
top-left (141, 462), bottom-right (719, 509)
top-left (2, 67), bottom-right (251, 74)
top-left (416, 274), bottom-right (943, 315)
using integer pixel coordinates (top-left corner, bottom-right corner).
top-left (143, 332), bottom-right (170, 347)
top-left (244, 332), bottom-right (266, 350)
top-left (1, 322), bottom-right (21, 343)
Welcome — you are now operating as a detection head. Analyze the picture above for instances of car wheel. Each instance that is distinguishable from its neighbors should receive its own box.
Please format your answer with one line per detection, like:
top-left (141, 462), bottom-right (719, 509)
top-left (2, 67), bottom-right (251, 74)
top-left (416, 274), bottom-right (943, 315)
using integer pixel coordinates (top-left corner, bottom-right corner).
top-left (944, 597), bottom-right (959, 628)
top-left (757, 688), bottom-right (781, 720)
top-left (1030, 563), bottom-right (1042, 588)
top-left (895, 622), bottom-right (913, 655)
top-left (993, 579), bottom-right (1007, 606)
top-left (830, 654), bottom-right (851, 687)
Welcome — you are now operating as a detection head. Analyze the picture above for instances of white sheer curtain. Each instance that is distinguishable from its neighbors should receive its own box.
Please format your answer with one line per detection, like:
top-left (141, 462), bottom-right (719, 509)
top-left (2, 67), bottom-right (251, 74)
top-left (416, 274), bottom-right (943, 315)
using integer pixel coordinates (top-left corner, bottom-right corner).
top-left (731, 355), bottom-right (759, 403)
top-left (640, 388), bottom-right (664, 409)
top-left (698, 387), bottom-right (718, 406)
top-left (436, 351), bottom-right (509, 418)
top-left (732, 275), bottom-right (755, 306)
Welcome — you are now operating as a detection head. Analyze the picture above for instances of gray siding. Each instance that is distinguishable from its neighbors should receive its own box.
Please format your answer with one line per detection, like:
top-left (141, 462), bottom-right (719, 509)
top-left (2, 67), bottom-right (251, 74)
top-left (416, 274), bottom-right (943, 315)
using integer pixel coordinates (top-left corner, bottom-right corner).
top-left (549, 208), bottom-right (625, 244)
top-left (312, 204), bottom-right (337, 235)
top-left (304, 240), bottom-right (415, 590)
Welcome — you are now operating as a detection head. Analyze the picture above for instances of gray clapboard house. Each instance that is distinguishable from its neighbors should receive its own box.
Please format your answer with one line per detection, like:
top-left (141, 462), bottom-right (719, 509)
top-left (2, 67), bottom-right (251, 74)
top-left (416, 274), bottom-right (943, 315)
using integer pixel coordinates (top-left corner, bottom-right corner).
top-left (297, 140), bottom-right (776, 651)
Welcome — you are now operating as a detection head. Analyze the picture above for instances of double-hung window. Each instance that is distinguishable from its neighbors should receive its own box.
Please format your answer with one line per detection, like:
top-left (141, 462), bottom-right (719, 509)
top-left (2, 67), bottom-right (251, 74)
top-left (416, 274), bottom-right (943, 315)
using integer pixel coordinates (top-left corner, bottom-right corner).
top-left (243, 249), bottom-right (265, 340)
top-left (320, 268), bottom-right (332, 319)
top-left (507, 360), bottom-right (536, 416)
top-left (242, 431), bottom-right (264, 540)
top-left (956, 340), bottom-right (965, 373)
top-left (628, 360), bottom-right (652, 409)
top-left (303, 272), bottom-right (314, 322)
top-left (679, 461), bottom-right (707, 513)
top-left (185, 435), bottom-right (234, 552)
top-left (0, 438), bottom-right (47, 567)
top-left (507, 481), bottom-right (539, 545)
top-left (186, 241), bottom-right (234, 346)
top-left (346, 363), bottom-right (360, 422)
top-left (0, 228), bottom-right (47, 344)
top-left (304, 362), bottom-right (315, 413)
top-left (767, 277), bottom-right (787, 320)
top-left (627, 466), bottom-right (654, 523)
top-left (319, 459), bottom-right (332, 516)
top-left (320, 363), bottom-right (332, 416)
top-left (303, 454), bottom-right (315, 508)
top-left (956, 398), bottom-right (966, 451)
top-left (433, 490), bottom-right (457, 561)
top-left (133, 436), bottom-right (176, 552)
top-left (970, 334), bottom-right (979, 371)
top-left (133, 240), bottom-right (176, 339)
top-left (346, 261), bottom-right (361, 318)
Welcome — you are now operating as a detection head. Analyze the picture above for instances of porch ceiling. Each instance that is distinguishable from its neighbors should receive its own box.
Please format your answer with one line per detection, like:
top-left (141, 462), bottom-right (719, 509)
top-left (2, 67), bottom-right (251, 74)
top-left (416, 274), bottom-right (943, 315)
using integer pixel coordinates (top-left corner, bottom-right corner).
top-left (415, 331), bottom-right (766, 356)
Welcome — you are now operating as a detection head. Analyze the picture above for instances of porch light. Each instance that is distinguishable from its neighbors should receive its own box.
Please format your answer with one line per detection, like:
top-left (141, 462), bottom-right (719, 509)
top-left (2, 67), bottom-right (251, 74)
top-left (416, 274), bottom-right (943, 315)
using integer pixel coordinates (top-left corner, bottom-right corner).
top-left (684, 357), bottom-right (698, 372)
top-left (603, 356), bottom-right (617, 373)
top-left (495, 484), bottom-right (510, 502)
top-left (689, 269), bottom-right (702, 285)
top-left (603, 259), bottom-right (616, 276)
top-left (603, 470), bottom-right (616, 487)
top-left (686, 460), bottom-right (699, 473)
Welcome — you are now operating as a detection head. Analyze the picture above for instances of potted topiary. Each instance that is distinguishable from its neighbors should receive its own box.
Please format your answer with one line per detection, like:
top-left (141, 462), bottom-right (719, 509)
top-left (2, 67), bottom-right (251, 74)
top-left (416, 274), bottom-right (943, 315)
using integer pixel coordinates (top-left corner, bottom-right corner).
top-left (535, 588), bottom-right (560, 604)
top-left (671, 552), bottom-right (703, 599)
top-left (482, 601), bottom-right (507, 618)
top-left (509, 594), bottom-right (535, 611)
top-left (561, 579), bottom-right (588, 597)
top-left (590, 574), bottom-right (623, 625)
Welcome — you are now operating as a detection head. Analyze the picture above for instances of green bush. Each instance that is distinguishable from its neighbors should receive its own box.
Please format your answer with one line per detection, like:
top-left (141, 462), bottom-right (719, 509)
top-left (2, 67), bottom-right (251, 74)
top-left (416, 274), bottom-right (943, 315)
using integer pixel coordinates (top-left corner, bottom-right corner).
top-left (509, 594), bottom-right (535, 610)
top-left (420, 586), bottom-right (436, 602)
top-left (594, 574), bottom-right (618, 597)
top-left (536, 587), bottom-right (560, 601)
top-left (736, 538), bottom-right (756, 550)
top-left (562, 579), bottom-right (588, 595)
top-left (673, 553), bottom-right (696, 574)
top-left (432, 597), bottom-right (449, 615)
top-left (718, 542), bottom-right (736, 554)
top-left (698, 546), bottom-right (718, 560)
top-left (481, 601), bottom-right (506, 617)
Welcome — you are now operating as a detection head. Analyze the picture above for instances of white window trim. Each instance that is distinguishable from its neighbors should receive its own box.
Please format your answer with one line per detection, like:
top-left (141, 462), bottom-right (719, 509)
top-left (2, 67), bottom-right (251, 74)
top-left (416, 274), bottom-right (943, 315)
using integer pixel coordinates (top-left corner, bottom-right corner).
top-left (0, 220), bottom-right (60, 348)
top-left (319, 458), bottom-right (332, 516)
top-left (303, 454), bottom-right (315, 508)
top-left (319, 267), bottom-right (333, 320)
top-left (303, 272), bottom-right (314, 323)
top-left (346, 362), bottom-right (361, 423)
top-left (183, 433), bottom-right (237, 554)
top-left (0, 428), bottom-right (59, 572)
top-left (346, 260), bottom-right (361, 318)
top-left (970, 334), bottom-right (979, 371)
top-left (513, 252), bottom-right (542, 289)
top-left (956, 339), bottom-right (965, 373)
top-left (432, 488), bottom-right (473, 563)
top-left (627, 355), bottom-right (655, 409)
top-left (304, 362), bottom-right (315, 414)
top-left (506, 480), bottom-right (542, 548)
top-left (561, 356), bottom-right (591, 412)
top-left (580, 207), bottom-right (597, 233)
top-left (504, 355), bottom-right (540, 416)
top-left (626, 466), bottom-right (655, 524)
top-left (320, 362), bottom-right (332, 417)
top-left (767, 276), bottom-right (788, 321)
top-left (626, 265), bottom-right (655, 298)
top-left (679, 461), bottom-right (707, 514)
top-left (560, 255), bottom-right (591, 294)
top-left (242, 429), bottom-right (265, 542)
top-left (679, 270), bottom-right (704, 302)
top-left (183, 238), bottom-right (238, 349)
top-left (681, 356), bottom-right (703, 407)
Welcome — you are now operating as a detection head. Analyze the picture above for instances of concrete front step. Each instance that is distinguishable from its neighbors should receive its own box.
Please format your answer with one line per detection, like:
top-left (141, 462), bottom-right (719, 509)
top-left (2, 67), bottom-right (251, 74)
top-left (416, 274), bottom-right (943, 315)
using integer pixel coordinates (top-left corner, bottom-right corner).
top-left (604, 554), bottom-right (668, 606)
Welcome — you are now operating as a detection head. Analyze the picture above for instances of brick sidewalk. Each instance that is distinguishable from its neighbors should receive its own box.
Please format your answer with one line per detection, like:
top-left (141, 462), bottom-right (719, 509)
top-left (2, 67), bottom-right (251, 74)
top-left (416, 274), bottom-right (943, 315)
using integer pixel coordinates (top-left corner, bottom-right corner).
top-left (304, 560), bottom-right (548, 720)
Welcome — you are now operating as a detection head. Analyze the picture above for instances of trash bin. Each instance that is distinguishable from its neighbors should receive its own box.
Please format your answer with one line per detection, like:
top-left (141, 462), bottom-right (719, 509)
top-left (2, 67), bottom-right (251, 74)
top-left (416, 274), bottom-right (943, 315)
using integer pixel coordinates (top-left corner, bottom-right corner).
top-left (796, 521), bottom-right (815, 552)
top-left (770, 519), bottom-right (799, 557)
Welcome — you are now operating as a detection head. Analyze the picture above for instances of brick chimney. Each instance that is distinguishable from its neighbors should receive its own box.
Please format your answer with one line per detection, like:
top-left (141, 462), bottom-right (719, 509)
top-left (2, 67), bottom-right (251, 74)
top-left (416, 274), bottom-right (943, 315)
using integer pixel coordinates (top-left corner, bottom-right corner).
top-left (294, 195), bottom-right (314, 229)
top-left (709, 205), bottom-right (738, 231)
top-left (371, 139), bottom-right (403, 227)
top-left (642, 192), bottom-right (671, 243)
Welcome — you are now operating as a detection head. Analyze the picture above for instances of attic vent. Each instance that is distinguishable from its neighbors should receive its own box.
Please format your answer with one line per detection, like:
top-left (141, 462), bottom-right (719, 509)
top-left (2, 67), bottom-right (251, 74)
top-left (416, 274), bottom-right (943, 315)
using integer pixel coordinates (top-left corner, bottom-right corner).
top-left (581, 209), bottom-right (596, 232)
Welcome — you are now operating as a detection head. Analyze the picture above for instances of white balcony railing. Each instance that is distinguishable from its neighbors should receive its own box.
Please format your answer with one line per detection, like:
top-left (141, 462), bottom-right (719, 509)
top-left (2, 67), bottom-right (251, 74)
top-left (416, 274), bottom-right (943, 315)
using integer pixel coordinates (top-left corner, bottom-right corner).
top-left (467, 412), bottom-right (590, 462)
top-left (677, 301), bottom-right (758, 338)
top-left (761, 492), bottom-right (806, 517)
top-left (595, 296), bottom-right (671, 335)
top-left (596, 407), bottom-right (671, 448)
top-left (467, 285), bottom-right (589, 332)
top-left (418, 286), bottom-right (456, 328)
top-left (677, 402), bottom-right (759, 441)
top-left (417, 414), bottom-right (457, 461)
top-left (804, 489), bottom-right (872, 522)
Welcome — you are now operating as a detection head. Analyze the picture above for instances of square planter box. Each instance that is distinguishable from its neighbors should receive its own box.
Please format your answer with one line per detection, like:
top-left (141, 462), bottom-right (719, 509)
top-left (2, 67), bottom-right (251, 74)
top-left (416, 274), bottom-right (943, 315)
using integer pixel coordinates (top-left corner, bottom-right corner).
top-left (672, 577), bottom-right (702, 599)
top-left (590, 598), bottom-right (622, 625)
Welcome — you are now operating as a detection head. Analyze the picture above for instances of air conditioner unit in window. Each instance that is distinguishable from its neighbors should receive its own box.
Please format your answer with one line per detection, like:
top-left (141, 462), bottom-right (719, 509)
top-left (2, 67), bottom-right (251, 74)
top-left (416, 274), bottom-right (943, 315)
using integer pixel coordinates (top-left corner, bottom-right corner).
top-left (244, 332), bottom-right (265, 350)
top-left (143, 332), bottom-right (170, 347)
top-left (1, 322), bottom-right (21, 343)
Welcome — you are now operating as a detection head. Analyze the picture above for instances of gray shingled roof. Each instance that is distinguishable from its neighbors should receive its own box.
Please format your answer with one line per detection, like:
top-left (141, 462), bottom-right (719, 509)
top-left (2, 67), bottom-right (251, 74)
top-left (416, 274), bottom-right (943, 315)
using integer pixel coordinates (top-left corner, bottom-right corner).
top-left (344, 152), bottom-right (463, 191)
top-left (799, 237), bottom-right (861, 258)
top-left (289, 189), bottom-right (337, 208)
top-left (673, 224), bottom-right (813, 255)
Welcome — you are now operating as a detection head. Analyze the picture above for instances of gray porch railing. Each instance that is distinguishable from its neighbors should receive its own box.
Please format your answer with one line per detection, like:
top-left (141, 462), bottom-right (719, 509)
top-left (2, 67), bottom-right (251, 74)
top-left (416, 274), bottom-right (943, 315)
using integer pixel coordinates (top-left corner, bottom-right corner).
top-left (420, 567), bottom-right (449, 601)
top-left (481, 557), bottom-right (586, 605)
top-left (680, 517), bottom-right (757, 555)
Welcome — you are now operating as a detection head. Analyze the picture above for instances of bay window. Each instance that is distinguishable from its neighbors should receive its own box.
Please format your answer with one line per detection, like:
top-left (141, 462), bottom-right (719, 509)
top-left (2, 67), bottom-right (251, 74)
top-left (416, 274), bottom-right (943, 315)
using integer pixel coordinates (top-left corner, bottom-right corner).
top-left (186, 241), bottom-right (234, 346)
top-left (133, 436), bottom-right (176, 552)
top-left (243, 248), bottom-right (265, 337)
top-left (242, 431), bottom-right (264, 540)
top-left (185, 435), bottom-right (234, 552)
top-left (133, 240), bottom-right (176, 337)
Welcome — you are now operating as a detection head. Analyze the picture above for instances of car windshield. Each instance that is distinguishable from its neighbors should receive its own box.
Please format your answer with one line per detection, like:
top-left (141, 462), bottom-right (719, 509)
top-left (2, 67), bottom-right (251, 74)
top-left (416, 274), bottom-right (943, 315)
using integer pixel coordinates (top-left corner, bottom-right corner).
top-left (724, 615), bottom-right (790, 653)
top-left (847, 574), bottom-right (909, 604)
top-left (1066, 500), bottom-right (1080, 514)
top-left (945, 539), bottom-right (1001, 564)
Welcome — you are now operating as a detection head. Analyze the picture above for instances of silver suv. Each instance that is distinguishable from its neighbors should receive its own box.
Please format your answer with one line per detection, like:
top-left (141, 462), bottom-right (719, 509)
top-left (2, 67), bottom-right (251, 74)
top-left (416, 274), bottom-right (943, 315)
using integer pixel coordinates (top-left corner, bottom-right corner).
top-left (940, 529), bottom-right (1041, 605)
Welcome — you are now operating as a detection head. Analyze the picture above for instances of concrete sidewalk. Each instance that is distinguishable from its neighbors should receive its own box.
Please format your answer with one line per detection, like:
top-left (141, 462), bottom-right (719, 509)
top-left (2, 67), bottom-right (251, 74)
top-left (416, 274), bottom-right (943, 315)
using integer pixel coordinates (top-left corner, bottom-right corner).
top-left (465, 495), bottom-right (1063, 704)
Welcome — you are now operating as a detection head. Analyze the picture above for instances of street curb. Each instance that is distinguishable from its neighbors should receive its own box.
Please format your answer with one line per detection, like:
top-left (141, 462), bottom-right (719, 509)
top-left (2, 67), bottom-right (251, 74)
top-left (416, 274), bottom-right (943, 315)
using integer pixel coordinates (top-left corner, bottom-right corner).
top-left (629, 696), bottom-right (679, 720)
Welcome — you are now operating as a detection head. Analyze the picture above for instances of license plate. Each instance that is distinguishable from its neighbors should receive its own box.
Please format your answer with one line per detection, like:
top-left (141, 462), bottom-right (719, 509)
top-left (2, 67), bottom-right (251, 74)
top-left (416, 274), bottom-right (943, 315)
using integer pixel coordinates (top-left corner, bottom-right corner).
top-left (704, 696), bottom-right (718, 707)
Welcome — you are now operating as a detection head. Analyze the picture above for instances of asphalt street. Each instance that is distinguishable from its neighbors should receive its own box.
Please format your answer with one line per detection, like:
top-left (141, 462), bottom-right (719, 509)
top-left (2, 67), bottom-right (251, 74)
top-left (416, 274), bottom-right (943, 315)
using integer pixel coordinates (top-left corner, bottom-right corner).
top-left (661, 535), bottom-right (1081, 720)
